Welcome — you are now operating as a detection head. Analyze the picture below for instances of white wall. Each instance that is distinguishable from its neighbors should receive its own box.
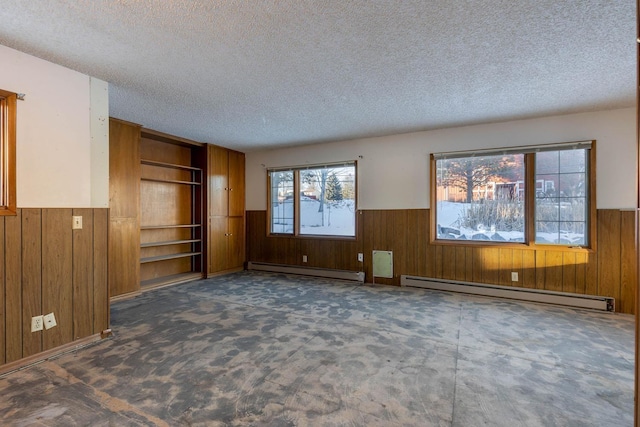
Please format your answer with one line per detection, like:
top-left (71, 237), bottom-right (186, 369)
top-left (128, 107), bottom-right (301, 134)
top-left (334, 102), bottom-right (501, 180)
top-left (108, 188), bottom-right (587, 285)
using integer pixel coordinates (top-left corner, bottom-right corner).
top-left (0, 44), bottom-right (109, 208)
top-left (246, 108), bottom-right (637, 210)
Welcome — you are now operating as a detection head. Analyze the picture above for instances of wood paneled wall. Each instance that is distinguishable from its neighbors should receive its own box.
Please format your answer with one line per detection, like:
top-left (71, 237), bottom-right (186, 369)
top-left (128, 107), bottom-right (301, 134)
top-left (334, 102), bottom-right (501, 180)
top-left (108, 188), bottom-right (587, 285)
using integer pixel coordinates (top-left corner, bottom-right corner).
top-left (0, 208), bottom-right (108, 367)
top-left (109, 119), bottom-right (141, 297)
top-left (246, 208), bottom-right (637, 314)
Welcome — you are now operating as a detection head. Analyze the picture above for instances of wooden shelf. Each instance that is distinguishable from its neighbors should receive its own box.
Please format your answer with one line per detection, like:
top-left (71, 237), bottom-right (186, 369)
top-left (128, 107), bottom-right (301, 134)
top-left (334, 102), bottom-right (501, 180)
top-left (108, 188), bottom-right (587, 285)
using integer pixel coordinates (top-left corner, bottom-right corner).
top-left (141, 224), bottom-right (201, 230)
top-left (141, 177), bottom-right (201, 186)
top-left (140, 252), bottom-right (201, 264)
top-left (138, 138), bottom-right (205, 289)
top-left (141, 159), bottom-right (202, 171)
top-left (141, 239), bottom-right (200, 248)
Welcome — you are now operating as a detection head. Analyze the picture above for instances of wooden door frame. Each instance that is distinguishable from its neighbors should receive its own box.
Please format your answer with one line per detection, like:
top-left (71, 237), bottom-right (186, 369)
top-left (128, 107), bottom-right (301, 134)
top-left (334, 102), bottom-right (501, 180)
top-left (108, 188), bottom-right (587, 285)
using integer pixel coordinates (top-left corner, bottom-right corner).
top-left (633, 0), bottom-right (640, 427)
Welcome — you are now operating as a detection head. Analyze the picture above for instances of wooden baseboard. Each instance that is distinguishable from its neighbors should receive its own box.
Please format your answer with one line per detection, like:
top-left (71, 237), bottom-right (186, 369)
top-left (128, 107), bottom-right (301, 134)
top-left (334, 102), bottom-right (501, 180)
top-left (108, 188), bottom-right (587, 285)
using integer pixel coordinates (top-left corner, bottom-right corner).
top-left (206, 266), bottom-right (244, 278)
top-left (141, 272), bottom-right (203, 292)
top-left (0, 333), bottom-right (106, 377)
top-left (110, 290), bottom-right (142, 303)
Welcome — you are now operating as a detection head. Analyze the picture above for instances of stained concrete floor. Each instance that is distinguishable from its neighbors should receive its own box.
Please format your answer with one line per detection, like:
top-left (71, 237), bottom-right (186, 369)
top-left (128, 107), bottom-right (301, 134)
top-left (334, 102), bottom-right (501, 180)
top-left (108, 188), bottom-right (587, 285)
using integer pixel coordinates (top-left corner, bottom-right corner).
top-left (0, 271), bottom-right (634, 426)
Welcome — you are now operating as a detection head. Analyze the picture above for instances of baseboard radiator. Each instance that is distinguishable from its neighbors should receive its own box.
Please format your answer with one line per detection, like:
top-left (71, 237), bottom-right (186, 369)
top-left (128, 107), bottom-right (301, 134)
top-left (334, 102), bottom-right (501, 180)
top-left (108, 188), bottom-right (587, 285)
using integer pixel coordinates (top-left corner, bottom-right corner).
top-left (247, 262), bottom-right (365, 283)
top-left (401, 275), bottom-right (614, 312)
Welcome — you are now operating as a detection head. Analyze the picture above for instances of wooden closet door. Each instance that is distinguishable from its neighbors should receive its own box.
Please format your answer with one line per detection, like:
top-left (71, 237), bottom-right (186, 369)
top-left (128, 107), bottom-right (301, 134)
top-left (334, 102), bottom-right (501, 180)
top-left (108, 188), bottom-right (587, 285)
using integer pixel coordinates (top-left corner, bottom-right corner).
top-left (209, 146), bottom-right (229, 217)
top-left (209, 216), bottom-right (228, 273)
top-left (228, 150), bottom-right (245, 217)
top-left (228, 216), bottom-right (245, 269)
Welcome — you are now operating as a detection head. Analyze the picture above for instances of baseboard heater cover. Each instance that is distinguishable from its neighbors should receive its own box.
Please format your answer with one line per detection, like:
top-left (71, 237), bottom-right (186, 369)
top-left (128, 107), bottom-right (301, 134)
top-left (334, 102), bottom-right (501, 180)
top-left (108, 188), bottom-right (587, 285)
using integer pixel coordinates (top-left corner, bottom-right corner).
top-left (401, 275), bottom-right (614, 312)
top-left (247, 262), bottom-right (365, 283)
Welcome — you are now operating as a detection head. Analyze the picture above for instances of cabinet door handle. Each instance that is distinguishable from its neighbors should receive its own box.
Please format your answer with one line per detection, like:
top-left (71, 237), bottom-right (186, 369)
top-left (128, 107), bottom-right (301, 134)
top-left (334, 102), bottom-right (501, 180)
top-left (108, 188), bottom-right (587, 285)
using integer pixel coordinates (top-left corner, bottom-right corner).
top-left (229, 188), bottom-right (233, 191)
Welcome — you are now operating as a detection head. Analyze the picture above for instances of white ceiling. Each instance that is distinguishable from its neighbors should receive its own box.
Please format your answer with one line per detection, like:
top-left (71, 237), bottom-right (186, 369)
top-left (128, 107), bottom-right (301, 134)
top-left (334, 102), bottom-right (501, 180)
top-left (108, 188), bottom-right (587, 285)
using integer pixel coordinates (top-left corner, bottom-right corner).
top-left (0, 1), bottom-right (635, 152)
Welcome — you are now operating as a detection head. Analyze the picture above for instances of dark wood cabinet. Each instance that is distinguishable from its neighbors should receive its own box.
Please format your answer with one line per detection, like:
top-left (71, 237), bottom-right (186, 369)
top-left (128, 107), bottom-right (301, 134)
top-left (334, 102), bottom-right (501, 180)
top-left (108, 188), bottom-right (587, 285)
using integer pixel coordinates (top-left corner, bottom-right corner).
top-left (208, 145), bottom-right (245, 275)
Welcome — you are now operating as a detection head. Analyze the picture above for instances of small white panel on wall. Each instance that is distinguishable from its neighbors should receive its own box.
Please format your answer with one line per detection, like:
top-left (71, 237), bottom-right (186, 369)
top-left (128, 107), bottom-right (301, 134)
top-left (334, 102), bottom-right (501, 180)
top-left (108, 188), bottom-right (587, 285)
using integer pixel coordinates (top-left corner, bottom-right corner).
top-left (372, 250), bottom-right (393, 278)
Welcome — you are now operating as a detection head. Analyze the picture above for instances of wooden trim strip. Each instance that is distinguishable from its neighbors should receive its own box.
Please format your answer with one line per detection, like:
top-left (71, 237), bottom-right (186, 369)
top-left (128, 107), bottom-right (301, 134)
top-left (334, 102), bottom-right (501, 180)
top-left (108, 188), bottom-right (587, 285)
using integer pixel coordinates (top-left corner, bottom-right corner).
top-left (0, 333), bottom-right (105, 377)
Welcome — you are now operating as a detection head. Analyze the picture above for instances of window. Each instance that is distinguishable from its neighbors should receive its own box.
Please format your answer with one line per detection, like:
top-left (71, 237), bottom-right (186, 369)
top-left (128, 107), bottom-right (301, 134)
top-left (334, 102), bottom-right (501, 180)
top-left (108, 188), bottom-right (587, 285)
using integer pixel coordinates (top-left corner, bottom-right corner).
top-left (432, 141), bottom-right (594, 247)
top-left (0, 89), bottom-right (16, 216)
top-left (268, 162), bottom-right (356, 237)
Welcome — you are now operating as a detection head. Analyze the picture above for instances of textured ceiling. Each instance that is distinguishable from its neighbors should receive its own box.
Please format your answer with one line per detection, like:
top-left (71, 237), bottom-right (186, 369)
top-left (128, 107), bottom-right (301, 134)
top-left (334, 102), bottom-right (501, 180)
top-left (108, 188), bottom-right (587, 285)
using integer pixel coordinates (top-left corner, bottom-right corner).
top-left (0, 1), bottom-right (635, 151)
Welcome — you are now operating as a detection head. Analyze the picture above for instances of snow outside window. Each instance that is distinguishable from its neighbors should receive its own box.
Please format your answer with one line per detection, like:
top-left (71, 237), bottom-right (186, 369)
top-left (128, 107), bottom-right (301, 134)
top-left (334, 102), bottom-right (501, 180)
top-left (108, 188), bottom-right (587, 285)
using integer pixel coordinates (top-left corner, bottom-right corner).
top-left (433, 142), bottom-right (592, 247)
top-left (268, 163), bottom-right (356, 238)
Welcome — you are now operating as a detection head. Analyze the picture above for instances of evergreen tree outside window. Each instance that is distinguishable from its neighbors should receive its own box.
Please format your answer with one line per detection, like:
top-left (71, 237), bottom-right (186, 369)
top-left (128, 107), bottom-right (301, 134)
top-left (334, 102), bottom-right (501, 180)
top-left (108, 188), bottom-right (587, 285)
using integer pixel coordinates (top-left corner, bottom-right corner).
top-left (267, 162), bottom-right (356, 238)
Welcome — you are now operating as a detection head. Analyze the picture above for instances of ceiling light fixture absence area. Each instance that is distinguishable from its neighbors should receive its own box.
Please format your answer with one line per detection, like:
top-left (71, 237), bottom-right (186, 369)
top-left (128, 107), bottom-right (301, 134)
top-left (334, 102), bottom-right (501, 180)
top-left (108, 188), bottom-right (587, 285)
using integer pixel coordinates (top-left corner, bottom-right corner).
top-left (0, 1), bottom-right (634, 151)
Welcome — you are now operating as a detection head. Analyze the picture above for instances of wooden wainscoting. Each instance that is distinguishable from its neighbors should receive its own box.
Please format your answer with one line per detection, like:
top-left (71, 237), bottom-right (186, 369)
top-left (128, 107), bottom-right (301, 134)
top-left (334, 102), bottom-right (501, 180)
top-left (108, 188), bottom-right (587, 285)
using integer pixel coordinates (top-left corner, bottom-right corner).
top-left (0, 208), bottom-right (109, 367)
top-left (246, 209), bottom-right (637, 314)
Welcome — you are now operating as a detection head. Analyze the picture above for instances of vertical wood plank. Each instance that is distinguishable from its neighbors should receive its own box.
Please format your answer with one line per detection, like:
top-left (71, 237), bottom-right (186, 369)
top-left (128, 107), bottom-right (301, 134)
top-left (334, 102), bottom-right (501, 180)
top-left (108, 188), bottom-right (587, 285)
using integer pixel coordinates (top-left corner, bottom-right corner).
top-left (511, 249), bottom-right (523, 288)
top-left (562, 252), bottom-right (576, 294)
top-left (585, 250), bottom-right (598, 296)
top-left (22, 209), bottom-right (42, 357)
top-left (472, 248), bottom-right (483, 282)
top-left (455, 247), bottom-right (466, 281)
top-left (522, 249), bottom-right (536, 289)
top-left (441, 246), bottom-right (456, 280)
top-left (498, 248), bottom-right (512, 286)
top-left (42, 209), bottom-right (73, 351)
top-left (109, 119), bottom-right (140, 297)
top-left (93, 209), bottom-right (109, 333)
top-left (434, 245), bottom-right (443, 278)
top-left (108, 218), bottom-right (140, 297)
top-left (73, 208), bottom-right (93, 339)
top-left (545, 251), bottom-right (563, 292)
top-left (362, 210), bottom-right (373, 282)
top-left (465, 247), bottom-right (474, 282)
top-left (482, 248), bottom-right (500, 284)
top-left (574, 252), bottom-right (587, 294)
top-left (393, 210), bottom-right (408, 282)
top-left (597, 210), bottom-right (621, 303)
top-left (356, 209), bottom-right (366, 272)
top-left (0, 216), bottom-right (5, 365)
top-left (619, 210), bottom-right (636, 314)
top-left (424, 209), bottom-right (435, 278)
top-left (535, 250), bottom-right (546, 290)
top-left (4, 210), bottom-right (21, 362)
top-left (109, 120), bottom-right (141, 218)
top-left (413, 210), bottom-right (428, 277)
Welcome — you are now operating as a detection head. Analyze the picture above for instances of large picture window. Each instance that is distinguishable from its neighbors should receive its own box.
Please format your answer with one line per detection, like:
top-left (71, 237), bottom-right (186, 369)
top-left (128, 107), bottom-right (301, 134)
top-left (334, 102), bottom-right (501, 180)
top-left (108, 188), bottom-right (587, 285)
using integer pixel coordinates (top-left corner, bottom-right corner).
top-left (0, 89), bottom-right (16, 216)
top-left (432, 141), bottom-right (594, 247)
top-left (268, 162), bottom-right (356, 237)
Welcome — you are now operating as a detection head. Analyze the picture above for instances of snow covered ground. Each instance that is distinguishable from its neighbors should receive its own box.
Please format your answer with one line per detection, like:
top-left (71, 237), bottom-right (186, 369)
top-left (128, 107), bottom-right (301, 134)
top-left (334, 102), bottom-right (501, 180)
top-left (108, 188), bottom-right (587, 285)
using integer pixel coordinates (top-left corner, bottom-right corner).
top-left (271, 198), bottom-right (355, 236)
top-left (272, 199), bottom-right (584, 244)
top-left (436, 201), bottom-right (585, 244)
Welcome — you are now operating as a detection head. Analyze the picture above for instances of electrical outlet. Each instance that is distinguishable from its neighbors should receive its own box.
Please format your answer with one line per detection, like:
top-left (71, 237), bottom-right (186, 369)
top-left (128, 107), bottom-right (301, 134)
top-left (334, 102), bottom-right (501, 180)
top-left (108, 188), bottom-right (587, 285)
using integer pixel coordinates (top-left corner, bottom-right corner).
top-left (43, 312), bottom-right (57, 329)
top-left (357, 253), bottom-right (363, 262)
top-left (31, 315), bottom-right (44, 332)
top-left (72, 216), bottom-right (83, 230)
top-left (302, 255), bottom-right (308, 263)
top-left (511, 272), bottom-right (519, 282)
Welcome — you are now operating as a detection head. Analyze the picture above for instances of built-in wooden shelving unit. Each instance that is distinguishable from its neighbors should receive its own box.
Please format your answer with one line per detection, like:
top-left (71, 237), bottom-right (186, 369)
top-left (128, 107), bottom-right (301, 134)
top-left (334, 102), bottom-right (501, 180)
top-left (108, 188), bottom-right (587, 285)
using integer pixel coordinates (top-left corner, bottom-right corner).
top-left (139, 130), bottom-right (206, 290)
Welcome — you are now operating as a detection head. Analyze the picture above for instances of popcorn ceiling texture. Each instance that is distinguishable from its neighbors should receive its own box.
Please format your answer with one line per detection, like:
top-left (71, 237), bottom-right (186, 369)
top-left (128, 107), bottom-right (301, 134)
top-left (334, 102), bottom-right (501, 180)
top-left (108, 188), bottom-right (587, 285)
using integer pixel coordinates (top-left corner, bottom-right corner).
top-left (0, 1), bottom-right (635, 151)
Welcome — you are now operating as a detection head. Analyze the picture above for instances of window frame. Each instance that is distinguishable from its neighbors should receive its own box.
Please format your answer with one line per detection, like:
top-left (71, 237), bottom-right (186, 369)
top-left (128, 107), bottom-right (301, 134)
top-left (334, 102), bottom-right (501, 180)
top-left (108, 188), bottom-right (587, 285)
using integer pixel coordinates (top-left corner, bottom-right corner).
top-left (430, 141), bottom-right (596, 250)
top-left (0, 89), bottom-right (17, 216)
top-left (267, 161), bottom-right (358, 240)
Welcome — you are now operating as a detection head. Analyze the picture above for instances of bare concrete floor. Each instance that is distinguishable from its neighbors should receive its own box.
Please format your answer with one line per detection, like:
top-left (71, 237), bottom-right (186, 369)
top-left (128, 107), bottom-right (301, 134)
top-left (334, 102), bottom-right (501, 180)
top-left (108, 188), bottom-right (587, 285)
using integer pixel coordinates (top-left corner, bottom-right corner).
top-left (0, 271), bottom-right (634, 426)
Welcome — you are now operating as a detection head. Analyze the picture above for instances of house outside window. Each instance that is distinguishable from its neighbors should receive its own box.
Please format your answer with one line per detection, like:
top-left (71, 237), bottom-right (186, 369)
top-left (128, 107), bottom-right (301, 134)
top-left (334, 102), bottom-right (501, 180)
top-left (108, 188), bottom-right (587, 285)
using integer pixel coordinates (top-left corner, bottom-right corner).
top-left (432, 141), bottom-right (594, 247)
